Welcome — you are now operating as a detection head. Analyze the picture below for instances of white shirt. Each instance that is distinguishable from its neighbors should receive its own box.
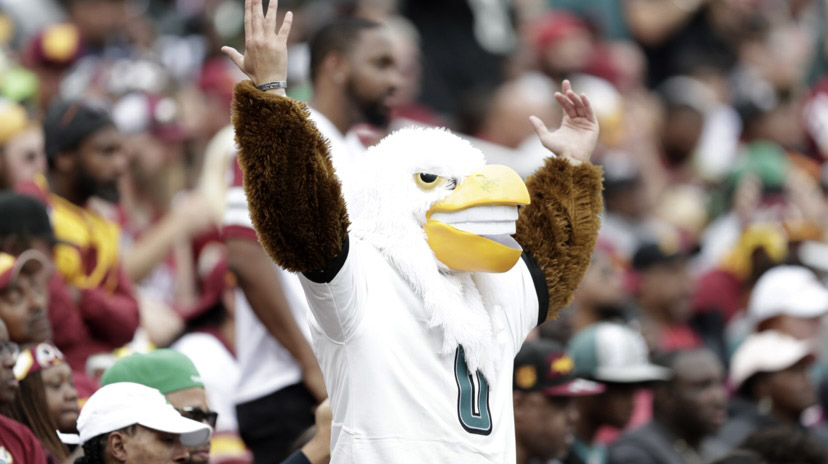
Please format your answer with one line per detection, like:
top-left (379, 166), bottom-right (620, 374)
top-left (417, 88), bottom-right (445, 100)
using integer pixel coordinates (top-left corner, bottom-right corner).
top-left (224, 109), bottom-right (363, 404)
top-left (300, 238), bottom-right (543, 463)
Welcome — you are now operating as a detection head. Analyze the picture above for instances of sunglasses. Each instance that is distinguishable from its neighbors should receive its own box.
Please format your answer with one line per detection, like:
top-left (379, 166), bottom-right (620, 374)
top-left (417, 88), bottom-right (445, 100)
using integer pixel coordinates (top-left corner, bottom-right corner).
top-left (178, 407), bottom-right (218, 429)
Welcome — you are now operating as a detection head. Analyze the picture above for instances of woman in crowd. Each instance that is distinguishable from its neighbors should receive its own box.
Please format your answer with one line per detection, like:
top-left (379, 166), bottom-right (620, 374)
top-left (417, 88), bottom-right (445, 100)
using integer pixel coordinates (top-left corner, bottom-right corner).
top-left (1, 342), bottom-right (79, 462)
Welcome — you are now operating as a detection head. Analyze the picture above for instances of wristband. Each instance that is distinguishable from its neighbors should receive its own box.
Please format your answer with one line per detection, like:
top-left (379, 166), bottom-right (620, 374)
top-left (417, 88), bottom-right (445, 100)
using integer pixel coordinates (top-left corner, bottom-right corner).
top-left (257, 81), bottom-right (287, 92)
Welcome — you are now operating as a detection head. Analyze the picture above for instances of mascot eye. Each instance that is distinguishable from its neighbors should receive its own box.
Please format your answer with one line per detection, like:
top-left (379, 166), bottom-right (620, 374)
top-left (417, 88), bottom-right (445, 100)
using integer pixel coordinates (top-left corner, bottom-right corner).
top-left (414, 173), bottom-right (445, 190)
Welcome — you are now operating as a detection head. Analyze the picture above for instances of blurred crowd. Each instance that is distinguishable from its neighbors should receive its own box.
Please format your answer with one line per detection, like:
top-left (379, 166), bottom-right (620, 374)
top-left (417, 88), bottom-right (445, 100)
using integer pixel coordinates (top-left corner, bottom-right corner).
top-left (0, 0), bottom-right (826, 462)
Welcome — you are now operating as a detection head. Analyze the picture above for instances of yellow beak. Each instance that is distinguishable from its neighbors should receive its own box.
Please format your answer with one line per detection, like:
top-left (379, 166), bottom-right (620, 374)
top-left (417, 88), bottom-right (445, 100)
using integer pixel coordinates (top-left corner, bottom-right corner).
top-left (425, 165), bottom-right (530, 273)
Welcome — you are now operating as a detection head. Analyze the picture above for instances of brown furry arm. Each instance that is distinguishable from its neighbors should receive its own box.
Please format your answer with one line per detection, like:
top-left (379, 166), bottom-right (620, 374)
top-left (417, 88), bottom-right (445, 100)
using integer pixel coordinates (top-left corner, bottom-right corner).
top-left (515, 157), bottom-right (603, 321)
top-left (231, 80), bottom-right (349, 273)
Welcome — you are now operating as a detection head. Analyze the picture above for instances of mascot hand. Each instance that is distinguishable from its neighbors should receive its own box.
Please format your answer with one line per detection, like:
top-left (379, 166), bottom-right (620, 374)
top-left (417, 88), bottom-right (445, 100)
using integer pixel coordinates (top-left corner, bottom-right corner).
top-left (529, 79), bottom-right (599, 166)
top-left (221, 0), bottom-right (293, 95)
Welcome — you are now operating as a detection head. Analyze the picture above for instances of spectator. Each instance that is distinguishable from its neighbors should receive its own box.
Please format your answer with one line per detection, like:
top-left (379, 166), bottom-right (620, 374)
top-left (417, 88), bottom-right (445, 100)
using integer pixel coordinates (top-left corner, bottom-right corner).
top-left (60, 0), bottom-right (127, 53)
top-left (2, 342), bottom-right (77, 461)
top-left (654, 76), bottom-right (712, 182)
top-left (221, 15), bottom-right (399, 462)
top-left (570, 242), bottom-right (630, 334)
top-left (597, 153), bottom-right (654, 258)
top-left (75, 382), bottom-right (212, 464)
top-left (714, 331), bottom-right (820, 449)
top-left (0, 317), bottom-right (50, 463)
top-left (402, 0), bottom-right (514, 115)
top-left (172, 246), bottom-right (240, 423)
top-left (0, 192), bottom-right (126, 389)
top-left (567, 323), bottom-right (671, 464)
top-left (692, 223), bottom-right (787, 326)
top-left (607, 348), bottom-right (727, 464)
top-left (101, 350), bottom-right (217, 464)
top-left (19, 23), bottom-right (83, 112)
top-left (37, 98), bottom-right (140, 371)
top-left (0, 248), bottom-right (51, 345)
top-left (531, 11), bottom-right (596, 82)
top-left (513, 339), bottom-right (605, 464)
top-left (631, 242), bottom-right (701, 353)
top-left (747, 265), bottom-right (828, 342)
top-left (0, 101), bottom-right (45, 190)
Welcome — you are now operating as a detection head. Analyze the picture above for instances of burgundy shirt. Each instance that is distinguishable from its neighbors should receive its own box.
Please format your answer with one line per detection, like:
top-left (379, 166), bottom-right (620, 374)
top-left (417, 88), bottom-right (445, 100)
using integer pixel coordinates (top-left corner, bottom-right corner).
top-left (0, 415), bottom-right (48, 463)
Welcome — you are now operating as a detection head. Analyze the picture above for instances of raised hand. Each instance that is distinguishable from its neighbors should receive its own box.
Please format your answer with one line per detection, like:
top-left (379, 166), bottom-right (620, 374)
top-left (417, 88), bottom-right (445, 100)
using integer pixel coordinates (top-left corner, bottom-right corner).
top-left (221, 0), bottom-right (293, 91)
top-left (529, 80), bottom-right (599, 165)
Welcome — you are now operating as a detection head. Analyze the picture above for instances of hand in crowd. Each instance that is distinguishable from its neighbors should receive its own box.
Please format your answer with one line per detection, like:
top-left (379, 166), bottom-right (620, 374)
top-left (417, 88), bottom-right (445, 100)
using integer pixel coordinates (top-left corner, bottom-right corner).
top-left (171, 190), bottom-right (219, 237)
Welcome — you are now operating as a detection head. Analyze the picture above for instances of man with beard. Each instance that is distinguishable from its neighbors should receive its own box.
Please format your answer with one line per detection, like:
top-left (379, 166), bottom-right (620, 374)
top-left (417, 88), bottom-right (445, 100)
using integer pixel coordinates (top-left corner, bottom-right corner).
top-left (32, 99), bottom-right (140, 366)
top-left (220, 16), bottom-right (400, 462)
top-left (608, 348), bottom-right (727, 464)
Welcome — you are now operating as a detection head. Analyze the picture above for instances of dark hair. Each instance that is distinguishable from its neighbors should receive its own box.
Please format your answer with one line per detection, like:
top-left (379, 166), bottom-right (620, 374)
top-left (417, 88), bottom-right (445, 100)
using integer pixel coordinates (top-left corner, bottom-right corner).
top-left (0, 371), bottom-right (69, 461)
top-left (740, 426), bottom-right (828, 464)
top-left (74, 425), bottom-right (137, 464)
top-left (74, 434), bottom-right (107, 464)
top-left (309, 17), bottom-right (381, 84)
top-left (0, 193), bottom-right (55, 251)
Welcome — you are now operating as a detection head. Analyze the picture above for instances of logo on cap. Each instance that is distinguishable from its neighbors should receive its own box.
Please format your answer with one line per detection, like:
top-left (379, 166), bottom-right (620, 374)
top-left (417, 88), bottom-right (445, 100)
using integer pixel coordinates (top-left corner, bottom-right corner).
top-left (551, 355), bottom-right (574, 376)
top-left (515, 365), bottom-right (537, 389)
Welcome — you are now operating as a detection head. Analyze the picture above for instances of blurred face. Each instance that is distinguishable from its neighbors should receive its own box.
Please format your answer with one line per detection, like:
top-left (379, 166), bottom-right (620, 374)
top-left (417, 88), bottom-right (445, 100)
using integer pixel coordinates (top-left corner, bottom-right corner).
top-left (660, 107), bottom-right (704, 166)
top-left (67, 0), bottom-right (126, 45)
top-left (580, 383), bottom-right (637, 428)
top-left (2, 126), bottom-right (45, 188)
top-left (166, 387), bottom-right (212, 464)
top-left (762, 315), bottom-right (823, 342)
top-left (765, 359), bottom-right (817, 418)
top-left (0, 259), bottom-right (51, 344)
top-left (515, 392), bottom-right (578, 461)
top-left (665, 351), bottom-right (727, 439)
top-left (42, 363), bottom-right (79, 433)
top-left (114, 425), bottom-right (189, 464)
top-left (576, 250), bottom-right (628, 312)
top-left (75, 126), bottom-right (126, 203)
top-left (541, 30), bottom-right (594, 77)
top-left (638, 260), bottom-right (694, 323)
top-left (0, 321), bottom-right (18, 405)
top-left (345, 27), bottom-right (400, 128)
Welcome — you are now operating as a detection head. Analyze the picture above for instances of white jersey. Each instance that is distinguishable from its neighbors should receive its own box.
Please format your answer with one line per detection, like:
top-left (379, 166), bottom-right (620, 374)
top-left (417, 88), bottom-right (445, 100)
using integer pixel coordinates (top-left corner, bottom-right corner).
top-left (300, 237), bottom-right (545, 463)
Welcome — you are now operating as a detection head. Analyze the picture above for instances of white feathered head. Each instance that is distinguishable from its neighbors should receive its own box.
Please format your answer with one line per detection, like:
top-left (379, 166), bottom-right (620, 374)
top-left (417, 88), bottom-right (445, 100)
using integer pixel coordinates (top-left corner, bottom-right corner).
top-left (342, 126), bottom-right (530, 380)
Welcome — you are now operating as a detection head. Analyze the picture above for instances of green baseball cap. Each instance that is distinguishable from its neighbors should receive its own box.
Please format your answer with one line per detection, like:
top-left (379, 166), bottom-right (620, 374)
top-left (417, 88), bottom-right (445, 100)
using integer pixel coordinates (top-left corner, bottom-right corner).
top-left (567, 323), bottom-right (671, 383)
top-left (101, 349), bottom-right (204, 394)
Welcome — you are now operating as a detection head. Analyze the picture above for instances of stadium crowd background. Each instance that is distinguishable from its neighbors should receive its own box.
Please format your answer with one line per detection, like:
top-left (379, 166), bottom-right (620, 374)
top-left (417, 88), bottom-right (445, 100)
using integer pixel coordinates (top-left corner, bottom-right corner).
top-left (0, 0), bottom-right (828, 462)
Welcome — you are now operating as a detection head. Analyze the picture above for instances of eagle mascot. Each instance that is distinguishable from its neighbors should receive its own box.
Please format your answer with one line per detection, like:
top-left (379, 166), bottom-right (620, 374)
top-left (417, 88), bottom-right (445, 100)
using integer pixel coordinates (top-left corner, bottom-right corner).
top-left (223, 2), bottom-right (602, 462)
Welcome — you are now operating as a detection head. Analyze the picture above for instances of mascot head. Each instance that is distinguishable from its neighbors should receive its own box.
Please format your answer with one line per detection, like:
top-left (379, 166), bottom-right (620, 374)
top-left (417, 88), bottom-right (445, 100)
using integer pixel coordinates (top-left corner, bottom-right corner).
top-left (342, 126), bottom-right (530, 380)
top-left (344, 126), bottom-right (529, 274)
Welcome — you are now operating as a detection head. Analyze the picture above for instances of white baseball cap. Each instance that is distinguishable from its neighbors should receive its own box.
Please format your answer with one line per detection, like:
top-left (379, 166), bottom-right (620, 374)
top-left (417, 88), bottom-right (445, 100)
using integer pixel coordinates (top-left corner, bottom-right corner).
top-left (748, 266), bottom-right (828, 324)
top-left (77, 382), bottom-right (212, 447)
top-left (568, 322), bottom-right (672, 383)
top-left (730, 331), bottom-right (815, 389)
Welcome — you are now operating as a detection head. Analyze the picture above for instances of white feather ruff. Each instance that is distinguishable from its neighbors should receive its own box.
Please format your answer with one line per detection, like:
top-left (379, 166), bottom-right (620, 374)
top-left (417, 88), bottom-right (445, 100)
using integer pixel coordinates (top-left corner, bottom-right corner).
top-left (341, 127), bottom-right (505, 381)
